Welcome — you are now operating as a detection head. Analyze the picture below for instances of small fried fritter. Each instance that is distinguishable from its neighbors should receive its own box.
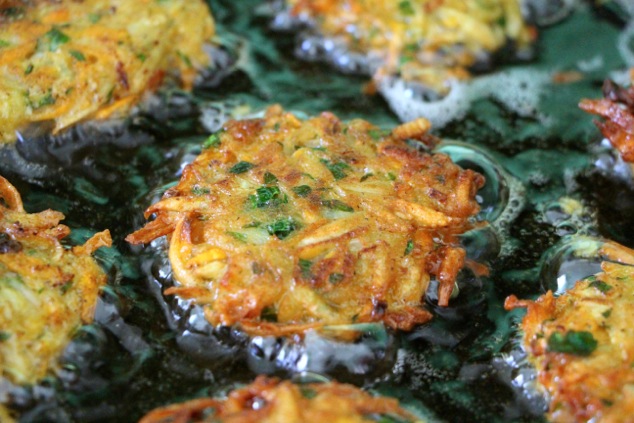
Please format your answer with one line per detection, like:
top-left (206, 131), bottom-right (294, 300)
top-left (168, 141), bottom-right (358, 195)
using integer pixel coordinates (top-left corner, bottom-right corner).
top-left (286, 0), bottom-right (535, 91)
top-left (0, 0), bottom-right (215, 143)
top-left (505, 241), bottom-right (634, 422)
top-left (580, 72), bottom-right (634, 164)
top-left (139, 376), bottom-right (422, 423)
top-left (0, 175), bottom-right (111, 386)
top-left (127, 106), bottom-right (484, 336)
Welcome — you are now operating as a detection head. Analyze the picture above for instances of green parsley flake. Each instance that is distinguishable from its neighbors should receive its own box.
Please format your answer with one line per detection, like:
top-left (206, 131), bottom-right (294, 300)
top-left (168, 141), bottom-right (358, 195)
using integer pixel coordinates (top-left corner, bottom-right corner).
top-left (300, 387), bottom-right (317, 399)
top-left (299, 258), bottom-right (313, 279)
top-left (320, 159), bottom-right (351, 180)
top-left (404, 240), bottom-right (414, 255)
top-left (263, 172), bottom-right (278, 184)
top-left (266, 217), bottom-right (298, 240)
top-left (44, 27), bottom-right (70, 51)
top-left (589, 280), bottom-right (612, 294)
top-left (70, 50), bottom-right (86, 61)
top-left (329, 273), bottom-right (344, 284)
top-left (547, 330), bottom-right (598, 356)
top-left (203, 133), bottom-right (221, 149)
top-left (249, 186), bottom-right (287, 208)
top-left (260, 306), bottom-right (277, 322)
top-left (229, 161), bottom-right (255, 174)
top-left (191, 186), bottom-right (210, 196)
top-left (226, 231), bottom-right (247, 242)
top-left (292, 185), bottom-right (312, 197)
top-left (322, 199), bottom-right (354, 212)
top-left (398, 0), bottom-right (415, 16)
top-left (177, 50), bottom-right (192, 68)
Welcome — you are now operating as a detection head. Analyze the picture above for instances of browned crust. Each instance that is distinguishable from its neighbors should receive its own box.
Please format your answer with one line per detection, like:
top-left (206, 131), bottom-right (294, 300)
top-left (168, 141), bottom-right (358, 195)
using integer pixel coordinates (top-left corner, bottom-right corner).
top-left (139, 376), bottom-right (420, 423)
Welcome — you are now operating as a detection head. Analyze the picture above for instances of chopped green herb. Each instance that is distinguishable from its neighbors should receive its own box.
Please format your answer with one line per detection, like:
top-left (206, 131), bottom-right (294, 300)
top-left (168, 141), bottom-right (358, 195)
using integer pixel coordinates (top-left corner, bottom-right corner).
top-left (88, 13), bottom-right (101, 23)
top-left (300, 387), bottom-right (317, 399)
top-left (260, 306), bottom-right (277, 322)
top-left (203, 133), bottom-right (221, 149)
top-left (243, 221), bottom-right (262, 228)
top-left (177, 50), bottom-right (192, 68)
top-left (273, 122), bottom-right (280, 132)
top-left (191, 186), bottom-right (210, 196)
top-left (0, 40), bottom-right (10, 48)
top-left (229, 161), bottom-right (255, 174)
top-left (322, 199), bottom-right (354, 212)
top-left (398, 0), bottom-right (415, 16)
top-left (251, 262), bottom-right (263, 275)
top-left (24, 64), bottom-right (33, 75)
top-left (311, 146), bottom-right (327, 152)
top-left (136, 52), bottom-right (147, 62)
top-left (69, 50), bottom-right (85, 61)
top-left (302, 173), bottom-right (316, 181)
top-left (299, 258), bottom-right (313, 279)
top-left (0, 331), bottom-right (10, 342)
top-left (320, 159), bottom-right (351, 180)
top-left (404, 240), bottom-right (414, 255)
top-left (266, 217), bottom-right (298, 239)
top-left (547, 330), bottom-right (598, 356)
top-left (387, 172), bottom-right (397, 181)
top-left (32, 91), bottom-right (56, 109)
top-left (249, 186), bottom-right (287, 208)
top-left (263, 172), bottom-right (278, 184)
top-left (329, 273), bottom-right (344, 284)
top-left (60, 281), bottom-right (73, 294)
top-left (43, 27), bottom-right (70, 51)
top-left (292, 185), bottom-right (312, 197)
top-left (589, 280), bottom-right (612, 293)
top-left (226, 231), bottom-right (247, 242)
top-left (368, 129), bottom-right (389, 140)
top-left (602, 308), bottom-right (612, 318)
top-left (360, 173), bottom-right (374, 182)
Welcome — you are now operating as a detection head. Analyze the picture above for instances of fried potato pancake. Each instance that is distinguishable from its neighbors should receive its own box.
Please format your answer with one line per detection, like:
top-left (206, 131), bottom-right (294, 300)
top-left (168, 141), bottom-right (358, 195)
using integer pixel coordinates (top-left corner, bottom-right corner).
top-left (287, 0), bottom-right (535, 91)
top-left (139, 376), bottom-right (422, 423)
top-left (505, 242), bottom-right (634, 422)
top-left (0, 0), bottom-right (215, 143)
top-left (127, 106), bottom-right (484, 336)
top-left (0, 175), bottom-right (111, 386)
top-left (580, 71), bottom-right (634, 165)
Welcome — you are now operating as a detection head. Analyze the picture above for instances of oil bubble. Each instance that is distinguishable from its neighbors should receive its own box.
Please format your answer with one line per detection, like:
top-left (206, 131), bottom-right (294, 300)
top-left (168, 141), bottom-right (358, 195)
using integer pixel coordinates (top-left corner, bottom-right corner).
top-left (379, 69), bottom-right (549, 129)
top-left (435, 141), bottom-right (526, 240)
top-left (143, 245), bottom-right (397, 383)
top-left (539, 236), bottom-right (604, 295)
top-left (540, 197), bottom-right (598, 237)
top-left (520, 0), bottom-right (579, 26)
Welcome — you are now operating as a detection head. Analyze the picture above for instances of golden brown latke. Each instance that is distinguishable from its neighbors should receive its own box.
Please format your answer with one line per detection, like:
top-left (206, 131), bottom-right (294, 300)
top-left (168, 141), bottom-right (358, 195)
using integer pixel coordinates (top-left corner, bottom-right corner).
top-left (128, 106), bottom-right (484, 337)
top-left (580, 72), bottom-right (634, 164)
top-left (139, 376), bottom-right (422, 423)
top-left (287, 0), bottom-right (535, 91)
top-left (0, 0), bottom-right (215, 143)
top-left (0, 175), bottom-right (111, 386)
top-left (506, 242), bottom-right (634, 422)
